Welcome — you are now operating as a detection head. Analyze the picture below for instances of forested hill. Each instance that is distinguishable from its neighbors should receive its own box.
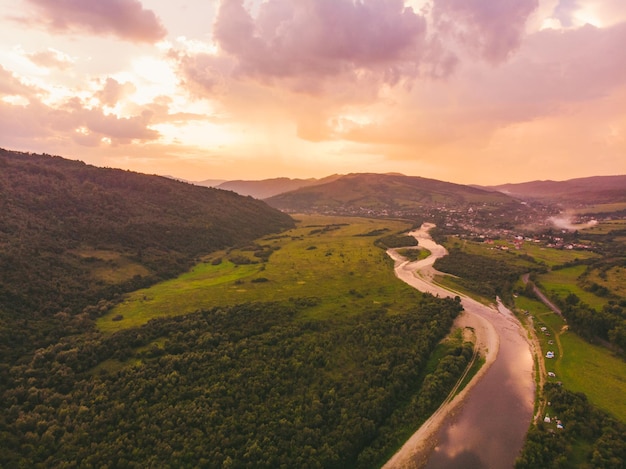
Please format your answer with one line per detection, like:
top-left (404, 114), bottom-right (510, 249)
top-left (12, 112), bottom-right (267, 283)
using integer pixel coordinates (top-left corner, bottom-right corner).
top-left (264, 172), bottom-right (541, 225)
top-left (211, 175), bottom-right (342, 199)
top-left (484, 175), bottom-right (626, 206)
top-left (0, 149), bottom-right (293, 344)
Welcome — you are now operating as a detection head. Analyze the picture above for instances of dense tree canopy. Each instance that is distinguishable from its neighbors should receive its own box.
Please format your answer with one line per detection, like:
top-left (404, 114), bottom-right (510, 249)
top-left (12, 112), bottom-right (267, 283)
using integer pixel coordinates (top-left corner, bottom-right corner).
top-left (1, 299), bottom-right (465, 468)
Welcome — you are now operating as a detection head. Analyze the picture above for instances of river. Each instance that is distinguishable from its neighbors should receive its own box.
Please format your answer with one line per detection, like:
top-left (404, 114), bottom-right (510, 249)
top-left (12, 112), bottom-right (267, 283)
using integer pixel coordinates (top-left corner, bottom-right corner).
top-left (385, 223), bottom-right (535, 468)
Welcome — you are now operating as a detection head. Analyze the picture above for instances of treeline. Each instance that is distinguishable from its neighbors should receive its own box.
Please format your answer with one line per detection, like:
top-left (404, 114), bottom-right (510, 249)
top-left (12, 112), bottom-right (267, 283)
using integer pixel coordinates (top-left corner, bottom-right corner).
top-left (548, 292), bottom-right (626, 352)
top-left (1, 298), bottom-right (464, 468)
top-left (434, 249), bottom-right (537, 301)
top-left (533, 253), bottom-right (626, 352)
top-left (375, 234), bottom-right (419, 249)
top-left (516, 383), bottom-right (626, 468)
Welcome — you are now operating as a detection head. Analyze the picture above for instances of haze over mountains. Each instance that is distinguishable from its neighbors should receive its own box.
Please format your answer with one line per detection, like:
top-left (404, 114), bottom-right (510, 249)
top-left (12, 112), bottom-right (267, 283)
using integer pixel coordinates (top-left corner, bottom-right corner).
top-left (485, 175), bottom-right (626, 206)
top-left (191, 172), bottom-right (626, 214)
top-left (197, 175), bottom-right (342, 199)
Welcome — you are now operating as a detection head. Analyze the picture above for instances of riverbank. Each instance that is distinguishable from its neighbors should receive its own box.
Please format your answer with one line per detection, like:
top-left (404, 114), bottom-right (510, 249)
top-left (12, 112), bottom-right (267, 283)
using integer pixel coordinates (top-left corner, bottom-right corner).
top-left (384, 224), bottom-right (534, 468)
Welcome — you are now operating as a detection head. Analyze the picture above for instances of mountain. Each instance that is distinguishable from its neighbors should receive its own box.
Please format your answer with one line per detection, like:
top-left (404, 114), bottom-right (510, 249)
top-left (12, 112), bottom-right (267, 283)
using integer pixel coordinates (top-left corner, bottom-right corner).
top-left (484, 175), bottom-right (626, 207)
top-left (0, 148), bottom-right (294, 324)
top-left (264, 173), bottom-right (541, 226)
top-left (192, 178), bottom-right (228, 187)
top-left (211, 175), bottom-right (342, 199)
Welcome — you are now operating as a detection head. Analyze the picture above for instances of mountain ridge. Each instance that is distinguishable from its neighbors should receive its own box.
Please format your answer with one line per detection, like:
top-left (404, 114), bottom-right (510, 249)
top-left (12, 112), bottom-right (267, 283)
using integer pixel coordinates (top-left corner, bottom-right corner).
top-left (194, 173), bottom-right (626, 209)
top-left (481, 175), bottom-right (626, 206)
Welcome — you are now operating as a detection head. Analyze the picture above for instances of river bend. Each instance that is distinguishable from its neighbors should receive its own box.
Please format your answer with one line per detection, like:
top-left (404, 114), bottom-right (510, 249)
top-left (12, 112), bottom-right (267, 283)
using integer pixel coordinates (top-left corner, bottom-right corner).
top-left (385, 223), bottom-right (535, 469)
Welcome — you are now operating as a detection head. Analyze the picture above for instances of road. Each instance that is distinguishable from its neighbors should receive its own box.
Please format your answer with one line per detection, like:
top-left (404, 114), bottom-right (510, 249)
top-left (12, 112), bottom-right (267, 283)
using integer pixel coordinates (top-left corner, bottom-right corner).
top-left (522, 273), bottom-right (564, 318)
top-left (383, 224), bottom-right (535, 469)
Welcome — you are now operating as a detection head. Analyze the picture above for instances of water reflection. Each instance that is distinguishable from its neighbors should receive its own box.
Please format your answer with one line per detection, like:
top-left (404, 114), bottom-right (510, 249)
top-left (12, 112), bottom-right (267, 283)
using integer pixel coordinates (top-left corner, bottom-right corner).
top-left (424, 295), bottom-right (534, 468)
top-left (389, 224), bottom-right (535, 469)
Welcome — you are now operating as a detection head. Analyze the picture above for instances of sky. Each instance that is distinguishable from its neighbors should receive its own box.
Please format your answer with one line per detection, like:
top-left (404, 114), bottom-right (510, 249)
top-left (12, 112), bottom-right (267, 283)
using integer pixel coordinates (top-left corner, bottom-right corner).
top-left (0, 0), bottom-right (625, 185)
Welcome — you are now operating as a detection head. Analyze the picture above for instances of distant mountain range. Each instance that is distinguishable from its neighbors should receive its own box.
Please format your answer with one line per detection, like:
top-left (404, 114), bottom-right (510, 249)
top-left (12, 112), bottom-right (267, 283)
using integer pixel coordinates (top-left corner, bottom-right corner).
top-left (193, 175), bottom-right (342, 199)
top-left (265, 172), bottom-right (515, 212)
top-left (483, 176), bottom-right (626, 206)
top-left (195, 173), bottom-right (626, 212)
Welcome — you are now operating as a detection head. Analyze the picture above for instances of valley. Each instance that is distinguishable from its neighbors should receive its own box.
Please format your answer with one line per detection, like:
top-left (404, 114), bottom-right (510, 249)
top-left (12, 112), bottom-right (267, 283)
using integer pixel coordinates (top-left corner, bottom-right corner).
top-left (1, 150), bottom-right (625, 467)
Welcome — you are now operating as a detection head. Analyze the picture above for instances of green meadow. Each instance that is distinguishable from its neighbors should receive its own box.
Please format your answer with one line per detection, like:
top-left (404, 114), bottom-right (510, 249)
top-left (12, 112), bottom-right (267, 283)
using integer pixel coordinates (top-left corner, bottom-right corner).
top-left (461, 240), bottom-right (599, 267)
top-left (452, 238), bottom-right (598, 268)
top-left (538, 265), bottom-right (608, 310)
top-left (513, 243), bottom-right (598, 267)
top-left (397, 247), bottom-right (431, 262)
top-left (98, 216), bottom-right (420, 333)
top-left (514, 295), bottom-right (626, 422)
top-left (72, 249), bottom-right (152, 284)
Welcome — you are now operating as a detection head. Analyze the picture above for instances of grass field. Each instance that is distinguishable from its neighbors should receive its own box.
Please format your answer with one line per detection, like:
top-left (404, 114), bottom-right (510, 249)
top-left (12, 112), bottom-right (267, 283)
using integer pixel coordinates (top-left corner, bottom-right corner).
top-left (451, 238), bottom-right (598, 268)
top-left (397, 247), bottom-right (431, 262)
top-left (98, 216), bottom-right (420, 333)
top-left (574, 203), bottom-right (626, 215)
top-left (537, 265), bottom-right (608, 310)
top-left (558, 332), bottom-right (626, 422)
top-left (72, 249), bottom-right (151, 283)
top-left (587, 266), bottom-right (626, 297)
top-left (514, 295), bottom-right (626, 422)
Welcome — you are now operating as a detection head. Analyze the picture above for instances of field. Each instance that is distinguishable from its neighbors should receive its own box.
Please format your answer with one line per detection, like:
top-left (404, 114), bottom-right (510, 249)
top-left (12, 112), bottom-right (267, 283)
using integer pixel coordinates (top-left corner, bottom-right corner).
top-left (514, 295), bottom-right (626, 422)
top-left (98, 216), bottom-right (419, 333)
top-left (447, 238), bottom-right (597, 268)
top-left (397, 247), bottom-right (431, 262)
top-left (574, 203), bottom-right (626, 215)
top-left (71, 249), bottom-right (152, 283)
top-left (537, 265), bottom-right (608, 310)
top-left (586, 265), bottom-right (626, 297)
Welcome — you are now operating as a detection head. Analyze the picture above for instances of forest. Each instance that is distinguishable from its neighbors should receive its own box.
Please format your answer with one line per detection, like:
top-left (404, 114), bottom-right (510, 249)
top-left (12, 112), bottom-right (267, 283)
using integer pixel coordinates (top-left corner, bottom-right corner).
top-left (0, 149), bottom-right (293, 364)
top-left (515, 383), bottom-right (626, 468)
top-left (1, 296), bottom-right (465, 468)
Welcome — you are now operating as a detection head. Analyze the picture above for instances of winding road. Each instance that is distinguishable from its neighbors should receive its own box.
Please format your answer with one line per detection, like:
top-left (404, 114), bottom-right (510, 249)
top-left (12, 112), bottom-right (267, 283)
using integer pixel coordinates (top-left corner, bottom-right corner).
top-left (383, 224), bottom-right (535, 469)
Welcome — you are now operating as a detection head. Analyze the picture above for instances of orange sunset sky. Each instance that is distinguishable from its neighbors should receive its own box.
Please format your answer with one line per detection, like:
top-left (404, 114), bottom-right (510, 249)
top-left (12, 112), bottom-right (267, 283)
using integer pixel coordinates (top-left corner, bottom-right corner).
top-left (1, 0), bottom-right (625, 185)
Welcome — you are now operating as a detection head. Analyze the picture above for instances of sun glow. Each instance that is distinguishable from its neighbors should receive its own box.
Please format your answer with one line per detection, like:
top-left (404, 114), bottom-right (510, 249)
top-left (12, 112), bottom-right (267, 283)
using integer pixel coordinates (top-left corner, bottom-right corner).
top-left (573, 7), bottom-right (603, 27)
top-left (152, 121), bottom-right (241, 148)
top-left (114, 56), bottom-right (179, 105)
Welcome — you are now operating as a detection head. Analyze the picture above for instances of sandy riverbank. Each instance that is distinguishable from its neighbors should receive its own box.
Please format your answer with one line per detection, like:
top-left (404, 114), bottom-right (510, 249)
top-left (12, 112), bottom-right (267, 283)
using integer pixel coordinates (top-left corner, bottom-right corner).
top-left (383, 224), bottom-right (531, 469)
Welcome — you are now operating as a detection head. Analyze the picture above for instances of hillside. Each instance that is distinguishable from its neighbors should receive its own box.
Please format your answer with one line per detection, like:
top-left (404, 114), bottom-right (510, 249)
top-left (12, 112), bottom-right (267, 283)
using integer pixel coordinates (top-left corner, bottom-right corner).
top-left (265, 172), bottom-right (545, 228)
top-left (485, 175), bottom-right (626, 207)
top-left (208, 175), bottom-right (342, 199)
top-left (0, 149), bottom-right (293, 357)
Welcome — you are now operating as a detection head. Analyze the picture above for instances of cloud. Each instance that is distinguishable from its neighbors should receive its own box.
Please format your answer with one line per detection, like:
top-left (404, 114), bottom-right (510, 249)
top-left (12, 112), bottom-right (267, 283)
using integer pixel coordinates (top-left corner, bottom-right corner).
top-left (0, 65), bottom-right (37, 97)
top-left (96, 77), bottom-right (137, 107)
top-left (210, 0), bottom-right (456, 92)
top-left (0, 91), bottom-right (160, 151)
top-left (432, 0), bottom-right (539, 63)
top-left (471, 22), bottom-right (626, 120)
top-left (176, 51), bottom-right (234, 97)
top-left (22, 0), bottom-right (167, 43)
top-left (26, 48), bottom-right (74, 70)
top-left (552, 0), bottom-right (580, 28)
top-left (324, 19), bottom-right (626, 153)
